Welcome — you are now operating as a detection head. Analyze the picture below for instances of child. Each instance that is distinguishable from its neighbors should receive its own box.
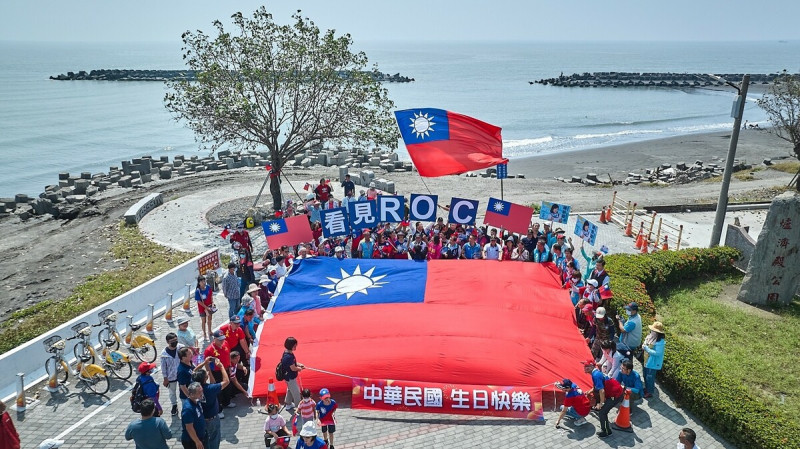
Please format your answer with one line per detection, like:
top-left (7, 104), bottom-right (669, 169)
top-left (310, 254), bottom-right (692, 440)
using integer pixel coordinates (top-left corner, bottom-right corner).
top-left (296, 388), bottom-right (317, 437)
top-left (315, 388), bottom-right (338, 449)
top-left (263, 403), bottom-right (290, 448)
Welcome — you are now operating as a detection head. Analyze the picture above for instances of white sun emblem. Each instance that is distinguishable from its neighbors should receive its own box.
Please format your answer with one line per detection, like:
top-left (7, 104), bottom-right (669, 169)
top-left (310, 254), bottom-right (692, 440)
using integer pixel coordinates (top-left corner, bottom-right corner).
top-left (319, 265), bottom-right (388, 299)
top-left (409, 112), bottom-right (436, 139)
top-left (268, 222), bottom-right (282, 233)
top-left (493, 202), bottom-right (505, 212)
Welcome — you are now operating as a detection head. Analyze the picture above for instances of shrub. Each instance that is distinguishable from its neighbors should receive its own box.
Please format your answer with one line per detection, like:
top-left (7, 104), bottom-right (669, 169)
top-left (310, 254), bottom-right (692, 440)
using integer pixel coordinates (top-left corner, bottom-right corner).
top-left (605, 247), bottom-right (800, 449)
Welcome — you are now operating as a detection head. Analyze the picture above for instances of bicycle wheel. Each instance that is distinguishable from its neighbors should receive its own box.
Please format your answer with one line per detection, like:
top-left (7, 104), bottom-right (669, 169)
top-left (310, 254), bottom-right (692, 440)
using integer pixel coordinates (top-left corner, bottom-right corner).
top-left (108, 360), bottom-right (133, 380)
top-left (73, 341), bottom-right (95, 365)
top-left (133, 341), bottom-right (157, 363)
top-left (97, 328), bottom-right (120, 351)
top-left (83, 373), bottom-right (110, 395)
top-left (45, 357), bottom-right (68, 384)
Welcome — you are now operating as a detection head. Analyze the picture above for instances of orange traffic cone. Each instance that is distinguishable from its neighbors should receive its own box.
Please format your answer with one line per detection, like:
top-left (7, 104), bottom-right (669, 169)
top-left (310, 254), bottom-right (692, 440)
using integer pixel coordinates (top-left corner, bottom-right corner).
top-left (641, 237), bottom-right (650, 254)
top-left (267, 378), bottom-right (280, 406)
top-left (612, 389), bottom-right (633, 432)
top-left (606, 204), bottom-right (613, 221)
top-left (661, 235), bottom-right (669, 251)
top-left (634, 223), bottom-right (645, 249)
top-left (600, 206), bottom-right (608, 224)
top-left (625, 219), bottom-right (633, 237)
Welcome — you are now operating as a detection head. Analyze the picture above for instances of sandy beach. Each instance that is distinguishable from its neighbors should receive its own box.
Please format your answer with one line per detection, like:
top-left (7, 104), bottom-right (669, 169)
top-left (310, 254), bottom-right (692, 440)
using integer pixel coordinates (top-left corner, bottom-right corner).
top-left (0, 129), bottom-right (795, 323)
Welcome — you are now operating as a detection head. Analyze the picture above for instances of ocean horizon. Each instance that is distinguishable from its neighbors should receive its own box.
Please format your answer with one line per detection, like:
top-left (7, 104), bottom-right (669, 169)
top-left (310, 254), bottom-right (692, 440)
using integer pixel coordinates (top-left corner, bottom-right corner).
top-left (1, 39), bottom-right (799, 197)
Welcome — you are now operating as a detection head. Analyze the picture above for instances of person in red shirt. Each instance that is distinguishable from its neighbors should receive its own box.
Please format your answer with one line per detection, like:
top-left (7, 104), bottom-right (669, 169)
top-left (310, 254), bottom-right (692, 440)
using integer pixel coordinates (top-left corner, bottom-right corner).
top-left (220, 316), bottom-right (249, 360)
top-left (314, 178), bottom-right (333, 202)
top-left (204, 330), bottom-right (234, 409)
top-left (0, 399), bottom-right (21, 449)
top-left (554, 378), bottom-right (591, 428)
top-left (230, 222), bottom-right (253, 253)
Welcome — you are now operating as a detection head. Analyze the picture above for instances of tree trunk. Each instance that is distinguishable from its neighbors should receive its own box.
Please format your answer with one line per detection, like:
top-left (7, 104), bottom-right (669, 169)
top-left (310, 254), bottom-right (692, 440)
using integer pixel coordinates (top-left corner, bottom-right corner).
top-left (269, 153), bottom-right (283, 212)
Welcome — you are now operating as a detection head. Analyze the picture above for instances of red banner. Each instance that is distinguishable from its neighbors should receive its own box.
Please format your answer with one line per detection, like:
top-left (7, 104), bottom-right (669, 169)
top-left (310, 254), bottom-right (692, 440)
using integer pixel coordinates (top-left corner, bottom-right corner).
top-left (351, 378), bottom-right (543, 420)
top-left (197, 250), bottom-right (220, 275)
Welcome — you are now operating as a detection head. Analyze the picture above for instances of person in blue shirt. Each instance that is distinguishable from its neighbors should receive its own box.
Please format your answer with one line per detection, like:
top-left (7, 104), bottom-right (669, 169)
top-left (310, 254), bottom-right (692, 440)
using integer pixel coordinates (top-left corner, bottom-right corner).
top-left (192, 362), bottom-right (229, 449)
top-left (585, 360), bottom-right (623, 438)
top-left (238, 308), bottom-right (262, 345)
top-left (181, 382), bottom-right (207, 449)
top-left (461, 234), bottom-right (482, 259)
top-left (358, 231), bottom-right (375, 259)
top-left (642, 321), bottom-right (666, 398)
top-left (615, 359), bottom-right (644, 399)
top-left (125, 398), bottom-right (172, 449)
top-left (531, 238), bottom-right (550, 263)
top-left (296, 421), bottom-right (327, 449)
top-left (136, 362), bottom-right (162, 416)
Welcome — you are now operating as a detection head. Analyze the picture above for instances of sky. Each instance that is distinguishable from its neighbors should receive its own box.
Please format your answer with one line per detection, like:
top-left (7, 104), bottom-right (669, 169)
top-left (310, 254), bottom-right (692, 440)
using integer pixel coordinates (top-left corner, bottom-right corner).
top-left (1, 1), bottom-right (799, 43)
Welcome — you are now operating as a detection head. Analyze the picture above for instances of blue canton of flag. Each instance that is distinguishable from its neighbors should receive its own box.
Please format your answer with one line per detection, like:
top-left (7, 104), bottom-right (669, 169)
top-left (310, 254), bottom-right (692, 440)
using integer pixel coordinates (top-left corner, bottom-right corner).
top-left (486, 198), bottom-right (511, 217)
top-left (263, 219), bottom-right (287, 235)
top-left (272, 258), bottom-right (427, 312)
top-left (496, 163), bottom-right (507, 179)
top-left (394, 108), bottom-right (450, 144)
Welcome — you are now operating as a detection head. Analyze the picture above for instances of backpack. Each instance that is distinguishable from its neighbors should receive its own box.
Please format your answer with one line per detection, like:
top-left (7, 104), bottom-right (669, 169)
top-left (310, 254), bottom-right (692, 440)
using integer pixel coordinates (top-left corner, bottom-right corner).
top-left (130, 377), bottom-right (154, 413)
top-left (275, 359), bottom-right (285, 381)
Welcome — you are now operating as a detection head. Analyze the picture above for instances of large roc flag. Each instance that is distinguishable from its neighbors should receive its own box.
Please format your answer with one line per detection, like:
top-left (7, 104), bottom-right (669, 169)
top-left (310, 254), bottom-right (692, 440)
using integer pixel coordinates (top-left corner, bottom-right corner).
top-left (250, 258), bottom-right (593, 397)
top-left (394, 108), bottom-right (507, 177)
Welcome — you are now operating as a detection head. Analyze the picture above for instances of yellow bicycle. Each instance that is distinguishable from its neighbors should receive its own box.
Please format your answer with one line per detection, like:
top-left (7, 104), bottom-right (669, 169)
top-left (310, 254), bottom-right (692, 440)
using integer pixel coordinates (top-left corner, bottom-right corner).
top-left (71, 321), bottom-right (133, 380)
top-left (43, 334), bottom-right (110, 395)
top-left (97, 308), bottom-right (157, 363)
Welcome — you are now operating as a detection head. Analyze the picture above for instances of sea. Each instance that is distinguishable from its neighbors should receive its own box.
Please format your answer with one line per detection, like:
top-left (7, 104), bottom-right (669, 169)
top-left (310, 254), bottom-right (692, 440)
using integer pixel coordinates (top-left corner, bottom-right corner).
top-left (1, 40), bottom-right (799, 197)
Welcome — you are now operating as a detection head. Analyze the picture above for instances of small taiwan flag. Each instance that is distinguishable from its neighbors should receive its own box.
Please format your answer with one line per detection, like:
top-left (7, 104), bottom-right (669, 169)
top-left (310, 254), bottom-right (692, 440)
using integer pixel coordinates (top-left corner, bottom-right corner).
top-left (219, 225), bottom-right (231, 240)
top-left (483, 198), bottom-right (534, 235)
top-left (303, 182), bottom-right (311, 191)
top-left (262, 215), bottom-right (313, 248)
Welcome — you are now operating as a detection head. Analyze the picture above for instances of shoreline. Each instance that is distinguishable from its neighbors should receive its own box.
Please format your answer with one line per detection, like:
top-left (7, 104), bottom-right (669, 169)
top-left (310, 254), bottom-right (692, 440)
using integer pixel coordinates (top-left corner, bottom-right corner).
top-left (509, 128), bottom-right (794, 180)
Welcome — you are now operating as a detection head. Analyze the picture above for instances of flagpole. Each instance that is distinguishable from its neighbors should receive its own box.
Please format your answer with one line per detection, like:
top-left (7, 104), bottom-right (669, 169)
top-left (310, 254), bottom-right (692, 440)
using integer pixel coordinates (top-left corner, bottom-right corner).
top-left (501, 178), bottom-right (504, 201)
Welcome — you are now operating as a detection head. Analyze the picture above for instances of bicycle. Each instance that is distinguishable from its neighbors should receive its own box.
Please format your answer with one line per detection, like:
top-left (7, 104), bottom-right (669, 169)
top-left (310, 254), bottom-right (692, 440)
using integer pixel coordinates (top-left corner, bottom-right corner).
top-left (71, 321), bottom-right (133, 380)
top-left (43, 334), bottom-right (110, 395)
top-left (97, 308), bottom-right (157, 363)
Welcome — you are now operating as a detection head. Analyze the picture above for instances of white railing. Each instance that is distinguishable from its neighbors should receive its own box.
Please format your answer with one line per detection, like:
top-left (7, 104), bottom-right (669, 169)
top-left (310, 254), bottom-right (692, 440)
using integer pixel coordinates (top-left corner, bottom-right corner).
top-left (0, 248), bottom-right (221, 402)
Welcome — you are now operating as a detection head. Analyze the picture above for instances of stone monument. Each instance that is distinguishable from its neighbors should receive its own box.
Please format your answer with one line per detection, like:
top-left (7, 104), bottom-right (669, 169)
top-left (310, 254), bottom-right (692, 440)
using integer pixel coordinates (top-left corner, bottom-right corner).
top-left (738, 191), bottom-right (800, 305)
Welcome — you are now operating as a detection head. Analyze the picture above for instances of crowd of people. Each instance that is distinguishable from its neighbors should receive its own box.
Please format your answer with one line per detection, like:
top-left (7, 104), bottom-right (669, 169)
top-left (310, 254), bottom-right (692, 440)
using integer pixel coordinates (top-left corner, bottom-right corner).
top-left (120, 177), bottom-right (672, 447)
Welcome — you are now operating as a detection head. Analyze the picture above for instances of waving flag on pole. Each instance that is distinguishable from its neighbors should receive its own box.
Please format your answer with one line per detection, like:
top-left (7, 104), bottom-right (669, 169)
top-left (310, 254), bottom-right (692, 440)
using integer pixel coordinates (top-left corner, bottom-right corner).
top-left (262, 215), bottom-right (313, 248)
top-left (394, 108), bottom-right (507, 177)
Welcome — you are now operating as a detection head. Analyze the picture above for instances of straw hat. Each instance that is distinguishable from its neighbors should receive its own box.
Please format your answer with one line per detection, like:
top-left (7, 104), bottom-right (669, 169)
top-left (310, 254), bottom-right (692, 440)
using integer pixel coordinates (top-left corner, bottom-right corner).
top-left (246, 283), bottom-right (259, 293)
top-left (648, 321), bottom-right (665, 334)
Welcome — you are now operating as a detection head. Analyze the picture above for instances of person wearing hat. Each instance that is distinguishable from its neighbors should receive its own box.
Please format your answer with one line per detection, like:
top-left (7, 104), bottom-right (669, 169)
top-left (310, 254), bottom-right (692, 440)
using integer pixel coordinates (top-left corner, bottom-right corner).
top-left (175, 316), bottom-right (198, 354)
top-left (230, 222), bottom-right (253, 254)
top-left (334, 246), bottom-right (346, 261)
top-left (642, 321), bottom-right (666, 398)
top-left (591, 307), bottom-right (616, 360)
top-left (296, 421), bottom-right (326, 449)
top-left (242, 282), bottom-right (263, 317)
top-left (584, 359), bottom-right (624, 438)
top-left (220, 315), bottom-right (250, 366)
top-left (203, 331), bottom-right (233, 408)
top-left (616, 302), bottom-right (643, 365)
top-left (136, 362), bottom-right (162, 416)
top-left (315, 388), bottom-right (338, 449)
top-left (366, 182), bottom-right (377, 200)
top-left (582, 279), bottom-right (601, 309)
top-left (554, 379), bottom-right (590, 428)
top-left (125, 398), bottom-right (172, 449)
top-left (222, 262), bottom-right (242, 320)
top-left (307, 200), bottom-right (323, 224)
top-left (357, 190), bottom-right (367, 201)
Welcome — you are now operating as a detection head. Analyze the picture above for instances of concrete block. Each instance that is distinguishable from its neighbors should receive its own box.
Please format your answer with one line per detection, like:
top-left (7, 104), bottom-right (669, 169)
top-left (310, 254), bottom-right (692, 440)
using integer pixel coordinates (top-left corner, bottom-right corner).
top-left (118, 176), bottom-right (132, 188)
top-left (140, 174), bottom-right (152, 183)
top-left (301, 158), bottom-right (312, 168)
top-left (85, 186), bottom-right (98, 197)
top-left (159, 167), bottom-right (172, 179)
top-left (58, 172), bottom-right (70, 180)
top-left (66, 194), bottom-right (87, 204)
top-left (73, 179), bottom-right (90, 194)
top-left (97, 181), bottom-right (111, 191)
top-left (130, 170), bottom-right (141, 179)
top-left (173, 159), bottom-right (183, 167)
top-left (338, 167), bottom-right (349, 181)
top-left (369, 157), bottom-right (381, 167)
top-left (14, 193), bottom-right (31, 203)
top-left (81, 172), bottom-right (92, 179)
top-left (194, 165), bottom-right (206, 173)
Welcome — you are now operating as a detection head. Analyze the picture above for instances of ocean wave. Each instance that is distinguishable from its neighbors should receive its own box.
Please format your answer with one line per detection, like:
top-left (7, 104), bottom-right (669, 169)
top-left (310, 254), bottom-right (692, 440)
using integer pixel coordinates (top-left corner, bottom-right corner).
top-left (668, 122), bottom-right (732, 133)
top-left (503, 136), bottom-right (553, 147)
top-left (574, 129), bottom-right (663, 140)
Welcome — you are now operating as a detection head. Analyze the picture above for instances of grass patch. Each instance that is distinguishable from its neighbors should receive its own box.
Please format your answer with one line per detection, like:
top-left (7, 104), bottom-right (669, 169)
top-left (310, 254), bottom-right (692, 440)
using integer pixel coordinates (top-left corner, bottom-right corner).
top-left (770, 160), bottom-right (800, 174)
top-left (0, 222), bottom-right (195, 355)
top-left (653, 273), bottom-right (800, 417)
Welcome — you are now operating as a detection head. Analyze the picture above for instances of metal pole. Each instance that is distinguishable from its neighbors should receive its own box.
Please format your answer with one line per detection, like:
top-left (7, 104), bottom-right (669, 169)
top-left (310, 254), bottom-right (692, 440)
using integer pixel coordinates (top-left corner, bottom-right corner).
top-left (500, 178), bottom-right (504, 201)
top-left (711, 75), bottom-right (750, 247)
top-left (146, 304), bottom-right (155, 334)
top-left (15, 373), bottom-right (26, 410)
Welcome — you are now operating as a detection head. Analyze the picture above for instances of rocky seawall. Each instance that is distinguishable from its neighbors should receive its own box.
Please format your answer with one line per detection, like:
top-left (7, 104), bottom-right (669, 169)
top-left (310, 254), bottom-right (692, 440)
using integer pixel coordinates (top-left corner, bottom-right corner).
top-left (50, 69), bottom-right (414, 83)
top-left (0, 145), bottom-right (411, 221)
top-left (532, 72), bottom-right (790, 88)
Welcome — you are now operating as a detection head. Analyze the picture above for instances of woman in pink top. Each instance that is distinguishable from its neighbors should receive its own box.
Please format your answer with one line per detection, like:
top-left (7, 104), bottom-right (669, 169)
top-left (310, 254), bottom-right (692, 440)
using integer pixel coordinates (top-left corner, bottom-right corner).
top-left (427, 235), bottom-right (442, 260)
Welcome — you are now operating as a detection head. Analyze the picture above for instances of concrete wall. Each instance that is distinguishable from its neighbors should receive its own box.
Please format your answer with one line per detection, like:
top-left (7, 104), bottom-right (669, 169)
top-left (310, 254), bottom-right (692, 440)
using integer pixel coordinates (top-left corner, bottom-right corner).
top-left (0, 248), bottom-right (220, 402)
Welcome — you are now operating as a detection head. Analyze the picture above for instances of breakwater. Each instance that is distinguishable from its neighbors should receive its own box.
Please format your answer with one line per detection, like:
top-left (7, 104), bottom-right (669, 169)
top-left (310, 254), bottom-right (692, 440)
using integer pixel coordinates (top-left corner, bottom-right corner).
top-left (532, 72), bottom-right (786, 88)
top-left (49, 69), bottom-right (414, 83)
top-left (0, 145), bottom-right (412, 221)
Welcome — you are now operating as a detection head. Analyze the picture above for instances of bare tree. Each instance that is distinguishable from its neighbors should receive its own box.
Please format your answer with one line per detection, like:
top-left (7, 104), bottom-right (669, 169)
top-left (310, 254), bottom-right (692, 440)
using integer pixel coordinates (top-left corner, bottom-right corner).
top-left (165, 8), bottom-right (399, 209)
top-left (757, 70), bottom-right (800, 190)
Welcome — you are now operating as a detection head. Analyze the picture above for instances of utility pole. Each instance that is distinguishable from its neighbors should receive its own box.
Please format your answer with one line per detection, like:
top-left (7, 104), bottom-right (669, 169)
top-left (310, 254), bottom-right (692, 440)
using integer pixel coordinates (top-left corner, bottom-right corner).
top-left (710, 75), bottom-right (750, 247)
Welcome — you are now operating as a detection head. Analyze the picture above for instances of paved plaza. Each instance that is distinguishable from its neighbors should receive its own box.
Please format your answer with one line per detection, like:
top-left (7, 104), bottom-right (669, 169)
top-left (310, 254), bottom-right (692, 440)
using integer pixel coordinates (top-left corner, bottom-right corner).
top-left (9, 296), bottom-right (737, 449)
